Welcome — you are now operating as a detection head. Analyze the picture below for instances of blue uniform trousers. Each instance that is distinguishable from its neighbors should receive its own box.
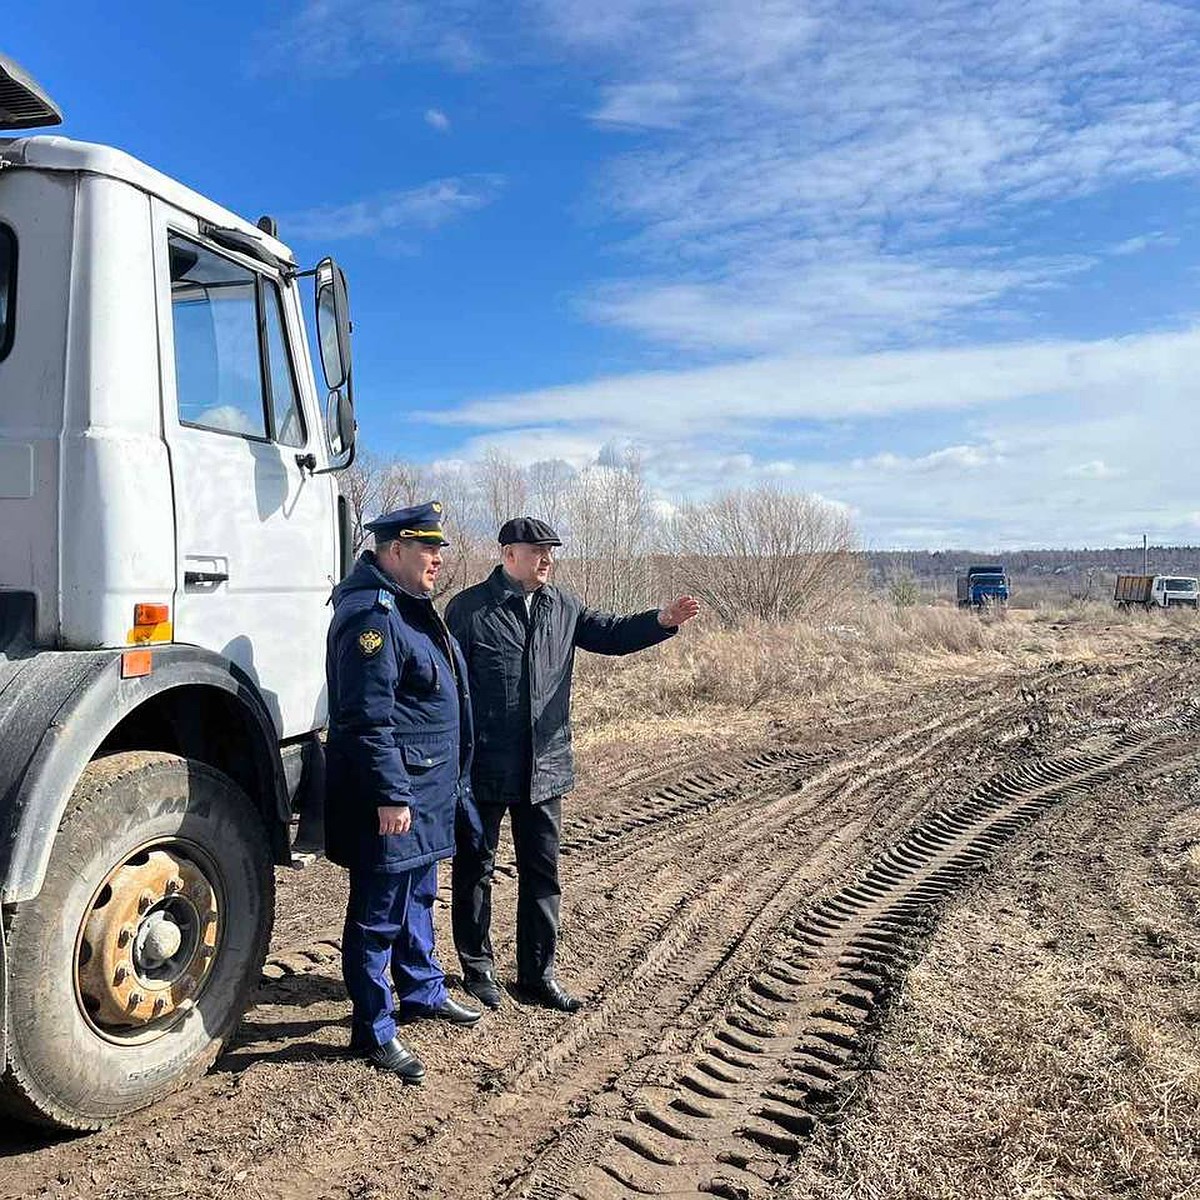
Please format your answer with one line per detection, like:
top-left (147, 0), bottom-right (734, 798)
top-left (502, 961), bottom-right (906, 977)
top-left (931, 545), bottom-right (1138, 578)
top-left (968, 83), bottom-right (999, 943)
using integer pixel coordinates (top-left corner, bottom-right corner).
top-left (342, 860), bottom-right (448, 1046)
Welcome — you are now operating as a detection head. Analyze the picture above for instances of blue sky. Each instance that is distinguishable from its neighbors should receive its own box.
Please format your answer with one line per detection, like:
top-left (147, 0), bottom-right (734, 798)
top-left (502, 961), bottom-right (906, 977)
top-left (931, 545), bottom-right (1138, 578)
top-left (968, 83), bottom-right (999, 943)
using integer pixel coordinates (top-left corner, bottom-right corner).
top-left (9, 1), bottom-right (1200, 549)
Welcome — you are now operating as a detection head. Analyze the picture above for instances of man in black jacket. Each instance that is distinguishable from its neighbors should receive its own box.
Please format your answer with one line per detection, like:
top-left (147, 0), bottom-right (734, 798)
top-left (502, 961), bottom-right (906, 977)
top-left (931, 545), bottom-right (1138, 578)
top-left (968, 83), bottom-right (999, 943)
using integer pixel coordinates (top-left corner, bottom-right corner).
top-left (446, 517), bottom-right (699, 1011)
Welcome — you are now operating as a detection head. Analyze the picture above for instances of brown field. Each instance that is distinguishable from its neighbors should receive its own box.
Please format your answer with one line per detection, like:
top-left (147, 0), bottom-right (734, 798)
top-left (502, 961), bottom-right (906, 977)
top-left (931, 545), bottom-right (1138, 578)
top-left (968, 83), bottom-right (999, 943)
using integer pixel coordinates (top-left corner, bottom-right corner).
top-left (1, 604), bottom-right (1197, 1200)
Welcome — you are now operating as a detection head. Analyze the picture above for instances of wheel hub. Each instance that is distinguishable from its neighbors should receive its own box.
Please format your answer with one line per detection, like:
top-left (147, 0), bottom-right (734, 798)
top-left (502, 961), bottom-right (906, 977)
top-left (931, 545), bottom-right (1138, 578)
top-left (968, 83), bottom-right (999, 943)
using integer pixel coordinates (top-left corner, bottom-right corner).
top-left (77, 847), bottom-right (220, 1031)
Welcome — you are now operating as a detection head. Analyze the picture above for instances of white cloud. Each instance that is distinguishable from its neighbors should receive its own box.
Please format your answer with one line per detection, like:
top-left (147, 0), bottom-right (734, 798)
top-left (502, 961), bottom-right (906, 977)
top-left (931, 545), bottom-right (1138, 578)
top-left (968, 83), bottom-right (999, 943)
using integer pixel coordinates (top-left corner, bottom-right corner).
top-left (281, 176), bottom-right (502, 242)
top-left (590, 82), bottom-right (693, 130)
top-left (539, 0), bottom-right (1200, 349)
top-left (415, 325), bottom-right (1198, 547)
top-left (425, 107), bottom-right (452, 132)
top-left (858, 445), bottom-right (1004, 473)
top-left (250, 0), bottom-right (485, 76)
top-left (421, 326), bottom-right (1200, 435)
top-left (1065, 459), bottom-right (1125, 479)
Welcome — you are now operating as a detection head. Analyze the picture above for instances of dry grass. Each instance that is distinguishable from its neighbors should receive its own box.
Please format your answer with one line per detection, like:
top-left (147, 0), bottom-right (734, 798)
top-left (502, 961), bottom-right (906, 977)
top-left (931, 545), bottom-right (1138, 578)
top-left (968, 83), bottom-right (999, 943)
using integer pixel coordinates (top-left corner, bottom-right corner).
top-left (571, 601), bottom-right (1188, 748)
top-left (783, 766), bottom-right (1200, 1200)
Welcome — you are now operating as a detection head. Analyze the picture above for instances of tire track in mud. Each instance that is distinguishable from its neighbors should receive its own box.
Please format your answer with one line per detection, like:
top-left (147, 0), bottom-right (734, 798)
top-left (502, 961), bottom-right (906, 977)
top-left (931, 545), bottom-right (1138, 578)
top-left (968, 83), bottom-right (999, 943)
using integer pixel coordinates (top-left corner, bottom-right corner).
top-left (503, 708), bottom-right (1200, 1200)
top-left (259, 748), bottom-right (829, 983)
top-left (378, 700), bottom-right (1027, 1200)
top-left (261, 670), bottom-right (1062, 982)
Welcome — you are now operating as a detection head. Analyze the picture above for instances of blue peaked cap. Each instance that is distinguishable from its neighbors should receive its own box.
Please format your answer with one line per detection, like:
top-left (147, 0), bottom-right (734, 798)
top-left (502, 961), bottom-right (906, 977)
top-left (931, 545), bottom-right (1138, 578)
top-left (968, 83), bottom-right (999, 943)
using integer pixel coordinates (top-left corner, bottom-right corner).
top-left (365, 501), bottom-right (450, 546)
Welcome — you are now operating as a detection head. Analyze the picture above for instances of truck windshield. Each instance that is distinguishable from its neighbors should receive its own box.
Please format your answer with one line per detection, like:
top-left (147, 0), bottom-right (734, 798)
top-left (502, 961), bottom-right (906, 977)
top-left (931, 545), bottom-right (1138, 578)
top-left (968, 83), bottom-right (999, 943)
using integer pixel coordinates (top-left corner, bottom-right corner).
top-left (1164, 578), bottom-right (1197, 591)
top-left (0, 223), bottom-right (14, 362)
top-left (974, 574), bottom-right (1005, 584)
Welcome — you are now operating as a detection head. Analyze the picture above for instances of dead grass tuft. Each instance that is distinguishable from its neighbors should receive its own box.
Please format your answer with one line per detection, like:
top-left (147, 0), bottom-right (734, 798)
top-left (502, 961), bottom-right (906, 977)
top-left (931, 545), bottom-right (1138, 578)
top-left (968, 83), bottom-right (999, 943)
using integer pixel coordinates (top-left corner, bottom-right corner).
top-left (572, 601), bottom-right (1185, 748)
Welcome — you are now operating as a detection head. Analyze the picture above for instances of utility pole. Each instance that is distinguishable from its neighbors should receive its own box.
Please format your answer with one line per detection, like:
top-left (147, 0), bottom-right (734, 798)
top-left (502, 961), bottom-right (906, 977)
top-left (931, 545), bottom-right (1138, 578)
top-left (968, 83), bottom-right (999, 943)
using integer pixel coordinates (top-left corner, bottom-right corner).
top-left (1143, 533), bottom-right (1148, 575)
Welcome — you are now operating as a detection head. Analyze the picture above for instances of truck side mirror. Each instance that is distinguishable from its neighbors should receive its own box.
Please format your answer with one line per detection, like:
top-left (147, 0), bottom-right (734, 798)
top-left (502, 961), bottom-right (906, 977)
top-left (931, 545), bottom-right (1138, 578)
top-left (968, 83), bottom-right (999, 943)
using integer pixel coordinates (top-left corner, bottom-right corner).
top-left (315, 258), bottom-right (351, 391)
top-left (314, 258), bottom-right (355, 472)
top-left (325, 389), bottom-right (356, 466)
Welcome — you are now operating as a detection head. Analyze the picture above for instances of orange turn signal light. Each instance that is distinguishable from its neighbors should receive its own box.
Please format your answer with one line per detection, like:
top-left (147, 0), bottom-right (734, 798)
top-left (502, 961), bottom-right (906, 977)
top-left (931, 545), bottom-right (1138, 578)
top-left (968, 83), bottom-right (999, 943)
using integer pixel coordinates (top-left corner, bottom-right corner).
top-left (121, 649), bottom-right (153, 678)
top-left (129, 602), bottom-right (172, 646)
top-left (134, 603), bottom-right (170, 626)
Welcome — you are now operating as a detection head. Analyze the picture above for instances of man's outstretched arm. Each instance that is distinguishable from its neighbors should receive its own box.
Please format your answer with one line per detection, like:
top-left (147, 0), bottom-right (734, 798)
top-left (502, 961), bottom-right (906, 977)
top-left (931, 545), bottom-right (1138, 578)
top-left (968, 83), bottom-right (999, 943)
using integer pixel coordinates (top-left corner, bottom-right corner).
top-left (574, 595), bottom-right (699, 655)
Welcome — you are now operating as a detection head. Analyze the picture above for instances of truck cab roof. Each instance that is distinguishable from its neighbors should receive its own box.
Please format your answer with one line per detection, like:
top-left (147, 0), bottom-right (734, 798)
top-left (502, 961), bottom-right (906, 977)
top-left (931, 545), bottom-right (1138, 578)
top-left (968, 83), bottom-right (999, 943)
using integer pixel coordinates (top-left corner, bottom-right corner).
top-left (0, 135), bottom-right (295, 267)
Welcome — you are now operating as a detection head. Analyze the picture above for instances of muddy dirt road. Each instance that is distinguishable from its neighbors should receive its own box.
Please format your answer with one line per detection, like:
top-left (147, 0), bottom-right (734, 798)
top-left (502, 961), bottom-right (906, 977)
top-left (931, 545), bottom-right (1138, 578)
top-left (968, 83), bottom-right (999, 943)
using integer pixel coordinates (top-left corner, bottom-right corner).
top-left (2, 637), bottom-right (1197, 1200)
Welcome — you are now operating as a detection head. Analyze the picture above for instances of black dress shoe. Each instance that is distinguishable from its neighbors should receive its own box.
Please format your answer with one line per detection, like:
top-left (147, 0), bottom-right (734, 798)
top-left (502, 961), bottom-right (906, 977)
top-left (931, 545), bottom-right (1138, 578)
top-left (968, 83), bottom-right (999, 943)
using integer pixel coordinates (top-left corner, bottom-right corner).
top-left (462, 971), bottom-right (502, 1010)
top-left (522, 978), bottom-right (583, 1013)
top-left (355, 1035), bottom-right (426, 1083)
top-left (398, 995), bottom-right (483, 1026)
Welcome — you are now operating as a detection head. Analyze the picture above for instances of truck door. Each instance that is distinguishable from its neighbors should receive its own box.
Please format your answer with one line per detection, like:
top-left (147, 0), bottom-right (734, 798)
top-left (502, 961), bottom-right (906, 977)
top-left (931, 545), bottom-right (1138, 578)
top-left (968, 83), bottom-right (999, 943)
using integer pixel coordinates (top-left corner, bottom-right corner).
top-left (153, 202), bottom-right (335, 737)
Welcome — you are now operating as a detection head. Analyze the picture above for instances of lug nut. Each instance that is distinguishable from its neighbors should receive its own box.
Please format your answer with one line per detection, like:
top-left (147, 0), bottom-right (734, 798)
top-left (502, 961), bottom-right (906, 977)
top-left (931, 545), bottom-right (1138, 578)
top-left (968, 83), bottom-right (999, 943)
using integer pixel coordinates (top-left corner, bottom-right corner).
top-left (127, 992), bottom-right (143, 1009)
top-left (137, 891), bottom-right (155, 914)
top-left (165, 878), bottom-right (182, 894)
top-left (117, 925), bottom-right (135, 947)
top-left (152, 997), bottom-right (166, 1015)
top-left (113, 965), bottom-right (128, 984)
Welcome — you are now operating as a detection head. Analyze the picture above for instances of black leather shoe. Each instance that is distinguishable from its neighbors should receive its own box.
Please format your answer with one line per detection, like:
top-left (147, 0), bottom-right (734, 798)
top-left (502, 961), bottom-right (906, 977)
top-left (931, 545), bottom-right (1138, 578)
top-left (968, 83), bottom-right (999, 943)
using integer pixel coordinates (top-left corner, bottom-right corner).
top-left (356, 1035), bottom-right (426, 1083)
top-left (398, 995), bottom-right (484, 1026)
top-left (462, 971), bottom-right (502, 1010)
top-left (522, 978), bottom-right (583, 1013)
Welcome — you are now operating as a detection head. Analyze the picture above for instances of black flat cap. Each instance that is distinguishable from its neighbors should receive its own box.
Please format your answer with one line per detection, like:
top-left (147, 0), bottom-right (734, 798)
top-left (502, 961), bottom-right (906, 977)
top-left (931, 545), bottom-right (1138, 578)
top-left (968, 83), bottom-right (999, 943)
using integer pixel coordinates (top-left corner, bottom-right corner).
top-left (498, 517), bottom-right (562, 546)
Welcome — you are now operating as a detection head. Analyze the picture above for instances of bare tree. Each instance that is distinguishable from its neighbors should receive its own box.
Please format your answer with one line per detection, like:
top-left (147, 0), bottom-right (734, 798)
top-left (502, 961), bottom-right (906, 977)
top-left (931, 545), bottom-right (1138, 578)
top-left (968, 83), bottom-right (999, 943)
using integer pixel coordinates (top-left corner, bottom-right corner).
top-left (428, 460), bottom-right (487, 599)
top-left (671, 486), bottom-right (860, 625)
top-left (380, 460), bottom-right (428, 511)
top-left (555, 448), bottom-right (662, 610)
top-left (476, 446), bottom-right (529, 533)
top-left (527, 458), bottom-right (576, 530)
top-left (339, 450), bottom-right (388, 552)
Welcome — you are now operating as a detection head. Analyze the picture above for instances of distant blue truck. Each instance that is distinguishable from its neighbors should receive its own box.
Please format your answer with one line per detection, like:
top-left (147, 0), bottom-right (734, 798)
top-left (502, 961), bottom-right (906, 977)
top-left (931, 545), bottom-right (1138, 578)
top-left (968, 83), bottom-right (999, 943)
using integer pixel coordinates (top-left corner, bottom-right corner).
top-left (957, 563), bottom-right (1010, 608)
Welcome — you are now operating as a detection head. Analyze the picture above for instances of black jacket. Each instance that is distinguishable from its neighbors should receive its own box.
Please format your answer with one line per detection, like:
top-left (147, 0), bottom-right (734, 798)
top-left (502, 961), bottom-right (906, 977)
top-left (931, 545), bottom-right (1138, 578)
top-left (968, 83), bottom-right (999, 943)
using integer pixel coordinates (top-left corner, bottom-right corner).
top-left (445, 566), bottom-right (675, 804)
top-left (324, 553), bottom-right (477, 873)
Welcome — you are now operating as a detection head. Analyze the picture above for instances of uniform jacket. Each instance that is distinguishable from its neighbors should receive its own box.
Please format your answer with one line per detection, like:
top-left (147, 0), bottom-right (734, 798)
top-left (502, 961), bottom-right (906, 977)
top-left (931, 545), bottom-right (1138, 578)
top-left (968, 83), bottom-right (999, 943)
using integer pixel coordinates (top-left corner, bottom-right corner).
top-left (445, 566), bottom-right (675, 805)
top-left (325, 552), bottom-right (476, 873)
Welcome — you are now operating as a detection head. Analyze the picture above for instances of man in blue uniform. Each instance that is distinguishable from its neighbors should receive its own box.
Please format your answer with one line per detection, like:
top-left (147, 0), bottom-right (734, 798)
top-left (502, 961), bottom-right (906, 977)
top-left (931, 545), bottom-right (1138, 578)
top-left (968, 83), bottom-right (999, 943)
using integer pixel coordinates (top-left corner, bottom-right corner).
top-left (325, 501), bottom-right (482, 1082)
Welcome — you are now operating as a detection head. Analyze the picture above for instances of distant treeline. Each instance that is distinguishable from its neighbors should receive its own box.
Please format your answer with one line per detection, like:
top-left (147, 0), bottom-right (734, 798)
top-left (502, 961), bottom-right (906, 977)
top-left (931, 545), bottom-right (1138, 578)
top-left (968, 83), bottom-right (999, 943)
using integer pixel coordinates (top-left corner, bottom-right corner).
top-left (868, 547), bottom-right (1200, 604)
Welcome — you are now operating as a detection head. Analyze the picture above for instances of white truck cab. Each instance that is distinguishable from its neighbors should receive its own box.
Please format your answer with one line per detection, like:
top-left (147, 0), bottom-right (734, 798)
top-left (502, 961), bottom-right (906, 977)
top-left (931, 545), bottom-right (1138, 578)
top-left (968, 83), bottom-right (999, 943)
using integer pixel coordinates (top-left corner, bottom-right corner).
top-left (1151, 576), bottom-right (1198, 608)
top-left (0, 56), bottom-right (356, 1130)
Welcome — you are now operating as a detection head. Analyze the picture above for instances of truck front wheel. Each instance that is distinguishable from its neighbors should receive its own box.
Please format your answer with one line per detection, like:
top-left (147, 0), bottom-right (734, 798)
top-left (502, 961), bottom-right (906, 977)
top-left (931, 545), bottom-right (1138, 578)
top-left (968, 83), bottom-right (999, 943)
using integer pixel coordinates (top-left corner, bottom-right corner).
top-left (0, 751), bottom-right (274, 1130)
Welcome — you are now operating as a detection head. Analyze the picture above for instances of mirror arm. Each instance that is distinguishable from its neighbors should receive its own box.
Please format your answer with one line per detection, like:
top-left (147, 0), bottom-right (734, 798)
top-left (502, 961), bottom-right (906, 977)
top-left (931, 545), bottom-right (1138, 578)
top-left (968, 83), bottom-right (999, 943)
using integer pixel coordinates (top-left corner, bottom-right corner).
top-left (313, 439), bottom-right (356, 476)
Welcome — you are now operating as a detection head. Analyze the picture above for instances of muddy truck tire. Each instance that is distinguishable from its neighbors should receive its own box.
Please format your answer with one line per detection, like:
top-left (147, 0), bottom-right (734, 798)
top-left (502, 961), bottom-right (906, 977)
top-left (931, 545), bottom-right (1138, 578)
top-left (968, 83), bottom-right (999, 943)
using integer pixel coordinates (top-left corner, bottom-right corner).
top-left (0, 751), bottom-right (274, 1131)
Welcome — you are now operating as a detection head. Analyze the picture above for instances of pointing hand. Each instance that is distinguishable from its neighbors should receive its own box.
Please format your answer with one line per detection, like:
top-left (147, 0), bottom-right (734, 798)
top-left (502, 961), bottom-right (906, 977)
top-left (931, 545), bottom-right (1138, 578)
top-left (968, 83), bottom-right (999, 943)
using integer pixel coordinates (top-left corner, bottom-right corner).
top-left (658, 596), bottom-right (700, 628)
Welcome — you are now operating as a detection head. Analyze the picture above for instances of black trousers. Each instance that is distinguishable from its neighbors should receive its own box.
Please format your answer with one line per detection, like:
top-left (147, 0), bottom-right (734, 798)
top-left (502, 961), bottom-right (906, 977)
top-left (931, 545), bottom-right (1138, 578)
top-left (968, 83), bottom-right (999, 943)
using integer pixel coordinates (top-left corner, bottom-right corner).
top-left (452, 796), bottom-right (562, 986)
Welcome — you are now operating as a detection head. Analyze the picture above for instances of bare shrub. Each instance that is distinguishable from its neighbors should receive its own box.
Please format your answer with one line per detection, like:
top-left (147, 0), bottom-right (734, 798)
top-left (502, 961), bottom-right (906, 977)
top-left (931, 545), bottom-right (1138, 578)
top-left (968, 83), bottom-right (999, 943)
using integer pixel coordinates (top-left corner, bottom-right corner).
top-left (572, 602), bottom-right (1047, 736)
top-left (670, 486), bottom-right (860, 625)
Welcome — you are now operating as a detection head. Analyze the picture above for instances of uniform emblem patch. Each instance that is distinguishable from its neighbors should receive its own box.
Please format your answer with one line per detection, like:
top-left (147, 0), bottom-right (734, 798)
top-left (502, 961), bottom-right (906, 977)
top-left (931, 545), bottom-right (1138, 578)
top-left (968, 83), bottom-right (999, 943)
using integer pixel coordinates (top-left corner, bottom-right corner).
top-left (359, 629), bottom-right (384, 656)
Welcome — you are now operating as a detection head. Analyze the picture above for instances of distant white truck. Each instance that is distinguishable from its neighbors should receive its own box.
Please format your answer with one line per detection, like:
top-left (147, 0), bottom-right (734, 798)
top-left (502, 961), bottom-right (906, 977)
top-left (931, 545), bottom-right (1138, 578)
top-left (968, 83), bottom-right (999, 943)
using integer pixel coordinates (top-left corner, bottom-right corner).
top-left (0, 56), bottom-right (357, 1129)
top-left (1114, 574), bottom-right (1200, 609)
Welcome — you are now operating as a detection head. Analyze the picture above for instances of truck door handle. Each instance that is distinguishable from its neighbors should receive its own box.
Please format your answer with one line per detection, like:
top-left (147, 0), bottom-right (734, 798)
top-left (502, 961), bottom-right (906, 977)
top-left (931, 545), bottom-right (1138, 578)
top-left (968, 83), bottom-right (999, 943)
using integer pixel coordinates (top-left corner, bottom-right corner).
top-left (184, 570), bottom-right (229, 585)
